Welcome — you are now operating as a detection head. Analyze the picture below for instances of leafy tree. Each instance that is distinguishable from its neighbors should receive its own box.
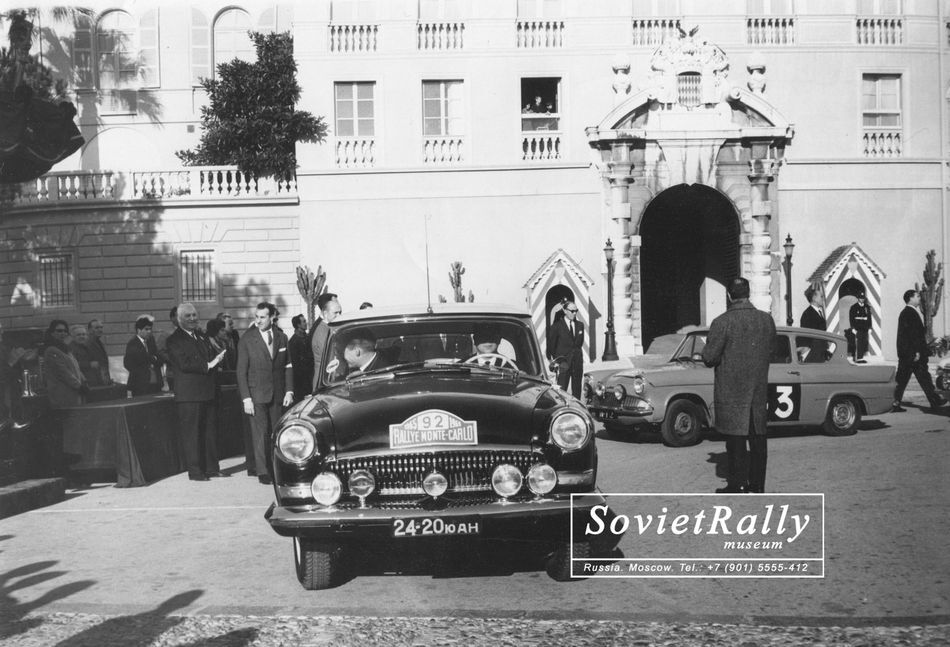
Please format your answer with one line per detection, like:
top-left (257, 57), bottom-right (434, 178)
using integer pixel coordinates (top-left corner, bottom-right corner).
top-left (177, 31), bottom-right (326, 181)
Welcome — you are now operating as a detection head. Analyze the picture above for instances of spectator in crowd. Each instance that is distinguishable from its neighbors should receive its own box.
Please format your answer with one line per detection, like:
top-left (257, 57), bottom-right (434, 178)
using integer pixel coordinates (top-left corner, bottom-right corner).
top-left (288, 314), bottom-right (313, 403)
top-left (237, 302), bottom-right (294, 484)
top-left (850, 291), bottom-right (872, 363)
top-left (85, 319), bottom-right (112, 386)
top-left (702, 278), bottom-right (776, 493)
top-left (0, 322), bottom-right (31, 420)
top-left (156, 306), bottom-right (179, 391)
top-left (44, 319), bottom-right (86, 409)
top-left (217, 312), bottom-right (240, 349)
top-left (547, 300), bottom-right (585, 399)
top-left (799, 287), bottom-right (826, 331)
top-left (892, 289), bottom-right (947, 413)
top-left (68, 324), bottom-right (92, 382)
top-left (123, 315), bottom-right (164, 397)
top-left (206, 318), bottom-right (237, 371)
top-left (166, 303), bottom-right (229, 482)
top-left (310, 293), bottom-right (342, 391)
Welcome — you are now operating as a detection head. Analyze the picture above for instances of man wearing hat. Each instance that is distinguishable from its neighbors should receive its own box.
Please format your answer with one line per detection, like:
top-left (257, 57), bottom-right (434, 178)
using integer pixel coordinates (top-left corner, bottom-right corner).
top-left (849, 291), bottom-right (872, 363)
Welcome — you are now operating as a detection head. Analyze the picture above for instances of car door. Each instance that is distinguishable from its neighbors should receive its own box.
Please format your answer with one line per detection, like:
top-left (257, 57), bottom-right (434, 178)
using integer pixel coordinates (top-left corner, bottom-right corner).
top-left (767, 333), bottom-right (803, 424)
top-left (793, 333), bottom-right (844, 423)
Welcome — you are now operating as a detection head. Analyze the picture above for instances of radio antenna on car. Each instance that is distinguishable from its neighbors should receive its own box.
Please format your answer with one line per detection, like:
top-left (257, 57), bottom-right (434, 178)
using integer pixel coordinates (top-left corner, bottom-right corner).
top-left (424, 214), bottom-right (433, 313)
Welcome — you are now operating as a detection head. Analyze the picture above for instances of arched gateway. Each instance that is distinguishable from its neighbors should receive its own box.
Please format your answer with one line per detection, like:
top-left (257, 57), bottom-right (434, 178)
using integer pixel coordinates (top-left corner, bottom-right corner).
top-left (586, 27), bottom-right (794, 355)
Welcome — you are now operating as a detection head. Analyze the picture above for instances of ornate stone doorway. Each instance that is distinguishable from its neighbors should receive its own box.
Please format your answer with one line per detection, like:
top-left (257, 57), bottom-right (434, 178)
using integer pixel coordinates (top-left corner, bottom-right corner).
top-left (640, 184), bottom-right (740, 351)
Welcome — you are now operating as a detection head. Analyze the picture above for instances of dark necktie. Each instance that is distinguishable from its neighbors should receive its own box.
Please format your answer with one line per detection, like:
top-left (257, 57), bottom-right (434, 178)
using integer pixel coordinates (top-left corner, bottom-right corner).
top-left (266, 330), bottom-right (274, 358)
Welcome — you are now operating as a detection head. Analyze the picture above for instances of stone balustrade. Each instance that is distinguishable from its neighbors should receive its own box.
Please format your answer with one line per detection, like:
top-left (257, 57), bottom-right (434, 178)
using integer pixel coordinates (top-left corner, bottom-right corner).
top-left (631, 18), bottom-right (680, 46)
top-left (0, 167), bottom-right (297, 209)
top-left (862, 129), bottom-right (902, 158)
top-left (517, 21), bottom-right (564, 48)
top-left (329, 24), bottom-right (378, 52)
top-left (423, 137), bottom-right (465, 164)
top-left (418, 22), bottom-right (464, 50)
top-left (856, 17), bottom-right (902, 45)
top-left (522, 133), bottom-right (562, 161)
top-left (747, 17), bottom-right (795, 45)
top-left (335, 138), bottom-right (376, 168)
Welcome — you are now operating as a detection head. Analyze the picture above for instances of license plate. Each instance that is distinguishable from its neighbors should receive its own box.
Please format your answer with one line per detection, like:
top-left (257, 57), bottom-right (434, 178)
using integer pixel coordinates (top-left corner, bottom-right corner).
top-left (593, 410), bottom-right (617, 421)
top-left (393, 517), bottom-right (480, 537)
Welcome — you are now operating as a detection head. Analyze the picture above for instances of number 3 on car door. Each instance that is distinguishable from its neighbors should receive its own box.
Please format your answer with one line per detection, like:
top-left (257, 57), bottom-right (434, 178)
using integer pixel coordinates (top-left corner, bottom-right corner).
top-left (767, 383), bottom-right (801, 422)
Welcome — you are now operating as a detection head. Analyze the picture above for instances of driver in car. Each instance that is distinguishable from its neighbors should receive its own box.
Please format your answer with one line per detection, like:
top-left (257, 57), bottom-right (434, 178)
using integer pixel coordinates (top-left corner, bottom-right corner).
top-left (335, 328), bottom-right (383, 377)
top-left (469, 324), bottom-right (514, 368)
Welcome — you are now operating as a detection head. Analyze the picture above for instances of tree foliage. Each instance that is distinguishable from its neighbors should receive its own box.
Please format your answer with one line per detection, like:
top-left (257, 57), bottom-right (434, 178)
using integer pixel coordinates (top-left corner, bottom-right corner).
top-left (176, 31), bottom-right (326, 181)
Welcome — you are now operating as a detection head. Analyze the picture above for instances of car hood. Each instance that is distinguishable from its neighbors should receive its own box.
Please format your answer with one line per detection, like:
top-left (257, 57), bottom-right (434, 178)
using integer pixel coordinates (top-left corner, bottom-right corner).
top-left (609, 362), bottom-right (710, 387)
top-left (313, 372), bottom-right (559, 454)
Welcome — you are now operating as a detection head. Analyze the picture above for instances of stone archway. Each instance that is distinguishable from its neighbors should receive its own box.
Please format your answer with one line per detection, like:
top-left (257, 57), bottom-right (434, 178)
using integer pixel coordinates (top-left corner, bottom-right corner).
top-left (585, 25), bottom-right (794, 355)
top-left (639, 184), bottom-right (740, 351)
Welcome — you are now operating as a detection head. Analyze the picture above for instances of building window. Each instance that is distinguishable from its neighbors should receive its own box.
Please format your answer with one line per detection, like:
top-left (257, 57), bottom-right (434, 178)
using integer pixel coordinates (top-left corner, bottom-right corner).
top-left (862, 74), bottom-right (902, 157)
top-left (520, 78), bottom-right (560, 131)
top-left (420, 0), bottom-right (463, 20)
top-left (213, 8), bottom-right (255, 71)
top-left (423, 80), bottom-right (464, 163)
top-left (857, 0), bottom-right (901, 13)
top-left (856, 0), bottom-right (902, 44)
top-left (38, 253), bottom-right (74, 308)
top-left (180, 250), bottom-right (216, 302)
top-left (97, 10), bottom-right (139, 91)
top-left (335, 82), bottom-right (375, 137)
top-left (73, 10), bottom-right (160, 103)
top-left (746, 0), bottom-right (795, 45)
top-left (517, 0), bottom-right (562, 19)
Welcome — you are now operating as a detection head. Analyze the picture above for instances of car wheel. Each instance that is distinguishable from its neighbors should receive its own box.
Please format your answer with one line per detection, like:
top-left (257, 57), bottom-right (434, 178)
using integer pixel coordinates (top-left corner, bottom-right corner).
top-left (822, 396), bottom-right (861, 436)
top-left (294, 537), bottom-right (344, 590)
top-left (660, 400), bottom-right (703, 447)
top-left (545, 541), bottom-right (590, 582)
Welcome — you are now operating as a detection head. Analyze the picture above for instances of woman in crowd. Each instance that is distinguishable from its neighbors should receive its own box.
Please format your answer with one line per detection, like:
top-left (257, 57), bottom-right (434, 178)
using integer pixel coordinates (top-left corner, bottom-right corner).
top-left (123, 315), bottom-right (164, 396)
top-left (43, 319), bottom-right (86, 408)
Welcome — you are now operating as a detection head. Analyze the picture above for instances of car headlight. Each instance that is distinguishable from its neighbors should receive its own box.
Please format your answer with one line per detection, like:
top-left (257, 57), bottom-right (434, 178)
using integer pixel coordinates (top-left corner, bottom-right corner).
top-left (276, 423), bottom-right (318, 464)
top-left (550, 411), bottom-right (591, 451)
top-left (348, 469), bottom-right (376, 499)
top-left (311, 472), bottom-right (342, 506)
top-left (491, 464), bottom-right (523, 498)
top-left (612, 384), bottom-right (626, 402)
top-left (594, 382), bottom-right (606, 398)
top-left (527, 463), bottom-right (557, 495)
top-left (423, 471), bottom-right (448, 498)
top-left (632, 376), bottom-right (645, 394)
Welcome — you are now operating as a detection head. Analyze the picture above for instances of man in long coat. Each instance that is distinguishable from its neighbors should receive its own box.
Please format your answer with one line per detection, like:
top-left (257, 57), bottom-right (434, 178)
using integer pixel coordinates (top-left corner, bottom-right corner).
top-left (702, 278), bottom-right (776, 493)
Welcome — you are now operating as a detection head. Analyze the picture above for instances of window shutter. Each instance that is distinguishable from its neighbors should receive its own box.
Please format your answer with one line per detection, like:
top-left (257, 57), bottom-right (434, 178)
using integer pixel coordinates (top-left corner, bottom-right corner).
top-left (191, 8), bottom-right (210, 85)
top-left (140, 9), bottom-right (160, 88)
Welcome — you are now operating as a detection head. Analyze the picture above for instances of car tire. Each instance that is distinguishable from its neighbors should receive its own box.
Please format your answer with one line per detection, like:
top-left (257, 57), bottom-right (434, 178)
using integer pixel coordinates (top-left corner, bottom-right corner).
top-left (822, 396), bottom-right (861, 436)
top-left (660, 400), bottom-right (704, 447)
top-left (545, 540), bottom-right (590, 582)
top-left (294, 537), bottom-right (344, 590)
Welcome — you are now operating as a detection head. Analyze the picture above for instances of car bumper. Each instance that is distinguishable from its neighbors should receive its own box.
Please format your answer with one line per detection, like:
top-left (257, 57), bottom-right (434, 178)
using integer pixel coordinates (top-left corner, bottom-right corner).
top-left (586, 405), bottom-right (654, 424)
top-left (265, 493), bottom-right (606, 542)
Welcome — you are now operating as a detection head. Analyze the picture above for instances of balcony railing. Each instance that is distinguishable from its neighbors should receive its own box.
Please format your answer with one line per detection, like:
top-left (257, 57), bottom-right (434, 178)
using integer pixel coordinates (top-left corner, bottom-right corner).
top-left (423, 136), bottom-right (464, 164)
top-left (522, 132), bottom-right (561, 161)
top-left (517, 20), bottom-right (564, 48)
top-left (335, 137), bottom-right (376, 168)
top-left (856, 17), bottom-right (902, 45)
top-left (418, 22), bottom-right (464, 50)
top-left (747, 17), bottom-right (795, 45)
top-left (632, 18), bottom-right (680, 46)
top-left (862, 129), bottom-right (902, 158)
top-left (329, 24), bottom-right (379, 52)
top-left (0, 167), bottom-right (297, 208)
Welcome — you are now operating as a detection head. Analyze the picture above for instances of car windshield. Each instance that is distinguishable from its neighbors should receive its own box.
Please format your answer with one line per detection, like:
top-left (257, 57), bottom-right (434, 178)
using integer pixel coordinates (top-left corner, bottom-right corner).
top-left (671, 333), bottom-right (707, 361)
top-left (319, 318), bottom-right (542, 386)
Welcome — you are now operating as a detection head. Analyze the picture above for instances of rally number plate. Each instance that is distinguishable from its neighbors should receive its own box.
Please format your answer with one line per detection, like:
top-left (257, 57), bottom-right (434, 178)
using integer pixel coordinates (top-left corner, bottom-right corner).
top-left (393, 517), bottom-right (481, 538)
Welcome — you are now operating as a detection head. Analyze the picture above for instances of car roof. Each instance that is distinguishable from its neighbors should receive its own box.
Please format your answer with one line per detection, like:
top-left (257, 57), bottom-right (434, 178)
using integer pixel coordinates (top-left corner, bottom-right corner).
top-left (331, 303), bottom-right (531, 326)
top-left (684, 326), bottom-right (847, 341)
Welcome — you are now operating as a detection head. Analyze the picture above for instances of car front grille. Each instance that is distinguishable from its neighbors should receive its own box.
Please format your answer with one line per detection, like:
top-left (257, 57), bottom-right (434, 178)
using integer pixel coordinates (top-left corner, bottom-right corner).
top-left (327, 450), bottom-right (544, 497)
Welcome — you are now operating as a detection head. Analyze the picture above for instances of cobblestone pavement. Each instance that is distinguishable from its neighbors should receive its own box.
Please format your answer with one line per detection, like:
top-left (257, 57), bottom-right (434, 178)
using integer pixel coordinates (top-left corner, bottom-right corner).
top-left (1, 613), bottom-right (948, 647)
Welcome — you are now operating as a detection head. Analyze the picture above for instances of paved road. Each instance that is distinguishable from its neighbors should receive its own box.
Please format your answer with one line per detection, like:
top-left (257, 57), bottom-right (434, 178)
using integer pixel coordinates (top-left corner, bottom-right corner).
top-left (1, 395), bottom-right (948, 644)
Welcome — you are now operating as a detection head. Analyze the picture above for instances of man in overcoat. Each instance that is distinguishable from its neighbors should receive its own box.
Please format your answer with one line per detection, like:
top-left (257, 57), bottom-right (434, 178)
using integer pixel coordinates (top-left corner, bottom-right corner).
top-left (892, 289), bottom-right (947, 412)
top-left (702, 278), bottom-right (776, 493)
top-left (237, 302), bottom-right (294, 483)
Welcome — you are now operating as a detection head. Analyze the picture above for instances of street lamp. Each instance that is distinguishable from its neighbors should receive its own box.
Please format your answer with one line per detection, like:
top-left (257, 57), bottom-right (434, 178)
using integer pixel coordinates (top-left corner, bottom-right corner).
top-left (602, 239), bottom-right (619, 361)
top-left (781, 234), bottom-right (795, 326)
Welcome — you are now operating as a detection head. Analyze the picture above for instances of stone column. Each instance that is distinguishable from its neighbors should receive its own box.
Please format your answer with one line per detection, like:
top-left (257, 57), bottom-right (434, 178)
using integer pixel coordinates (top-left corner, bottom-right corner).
top-left (747, 157), bottom-right (777, 312)
top-left (605, 148), bottom-right (639, 357)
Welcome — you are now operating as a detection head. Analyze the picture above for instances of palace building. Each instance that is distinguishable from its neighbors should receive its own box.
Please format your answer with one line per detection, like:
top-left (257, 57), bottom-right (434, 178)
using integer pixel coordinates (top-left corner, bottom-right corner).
top-left (1, 0), bottom-right (947, 364)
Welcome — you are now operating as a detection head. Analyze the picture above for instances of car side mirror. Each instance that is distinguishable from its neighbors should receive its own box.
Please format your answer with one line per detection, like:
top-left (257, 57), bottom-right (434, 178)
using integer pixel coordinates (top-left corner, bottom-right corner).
top-left (691, 352), bottom-right (704, 362)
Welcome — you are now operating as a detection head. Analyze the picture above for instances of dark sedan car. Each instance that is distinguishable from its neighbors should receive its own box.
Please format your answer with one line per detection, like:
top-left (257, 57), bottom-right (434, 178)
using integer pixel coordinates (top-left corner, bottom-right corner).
top-left (265, 305), bottom-right (604, 589)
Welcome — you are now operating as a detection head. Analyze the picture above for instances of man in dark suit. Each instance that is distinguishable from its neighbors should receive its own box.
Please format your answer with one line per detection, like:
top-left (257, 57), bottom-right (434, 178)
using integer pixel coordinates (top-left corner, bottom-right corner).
top-left (237, 302), bottom-right (294, 484)
top-left (892, 289), bottom-right (947, 412)
top-left (849, 291), bottom-right (872, 362)
top-left (310, 293), bottom-right (342, 392)
top-left (166, 303), bottom-right (229, 481)
top-left (799, 287), bottom-right (826, 331)
top-left (547, 300), bottom-right (585, 399)
top-left (702, 278), bottom-right (776, 493)
top-left (288, 314), bottom-right (313, 403)
top-left (340, 328), bottom-right (384, 376)
top-left (123, 315), bottom-right (163, 396)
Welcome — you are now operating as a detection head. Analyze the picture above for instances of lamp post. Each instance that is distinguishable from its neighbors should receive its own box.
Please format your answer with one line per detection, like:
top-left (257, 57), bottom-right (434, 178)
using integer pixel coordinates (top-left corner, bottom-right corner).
top-left (781, 234), bottom-right (795, 326)
top-left (602, 239), bottom-right (619, 361)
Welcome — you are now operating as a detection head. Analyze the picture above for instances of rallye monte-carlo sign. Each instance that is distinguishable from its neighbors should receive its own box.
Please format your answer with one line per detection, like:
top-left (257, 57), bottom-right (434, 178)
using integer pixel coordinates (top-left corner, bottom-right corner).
top-left (389, 409), bottom-right (479, 449)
